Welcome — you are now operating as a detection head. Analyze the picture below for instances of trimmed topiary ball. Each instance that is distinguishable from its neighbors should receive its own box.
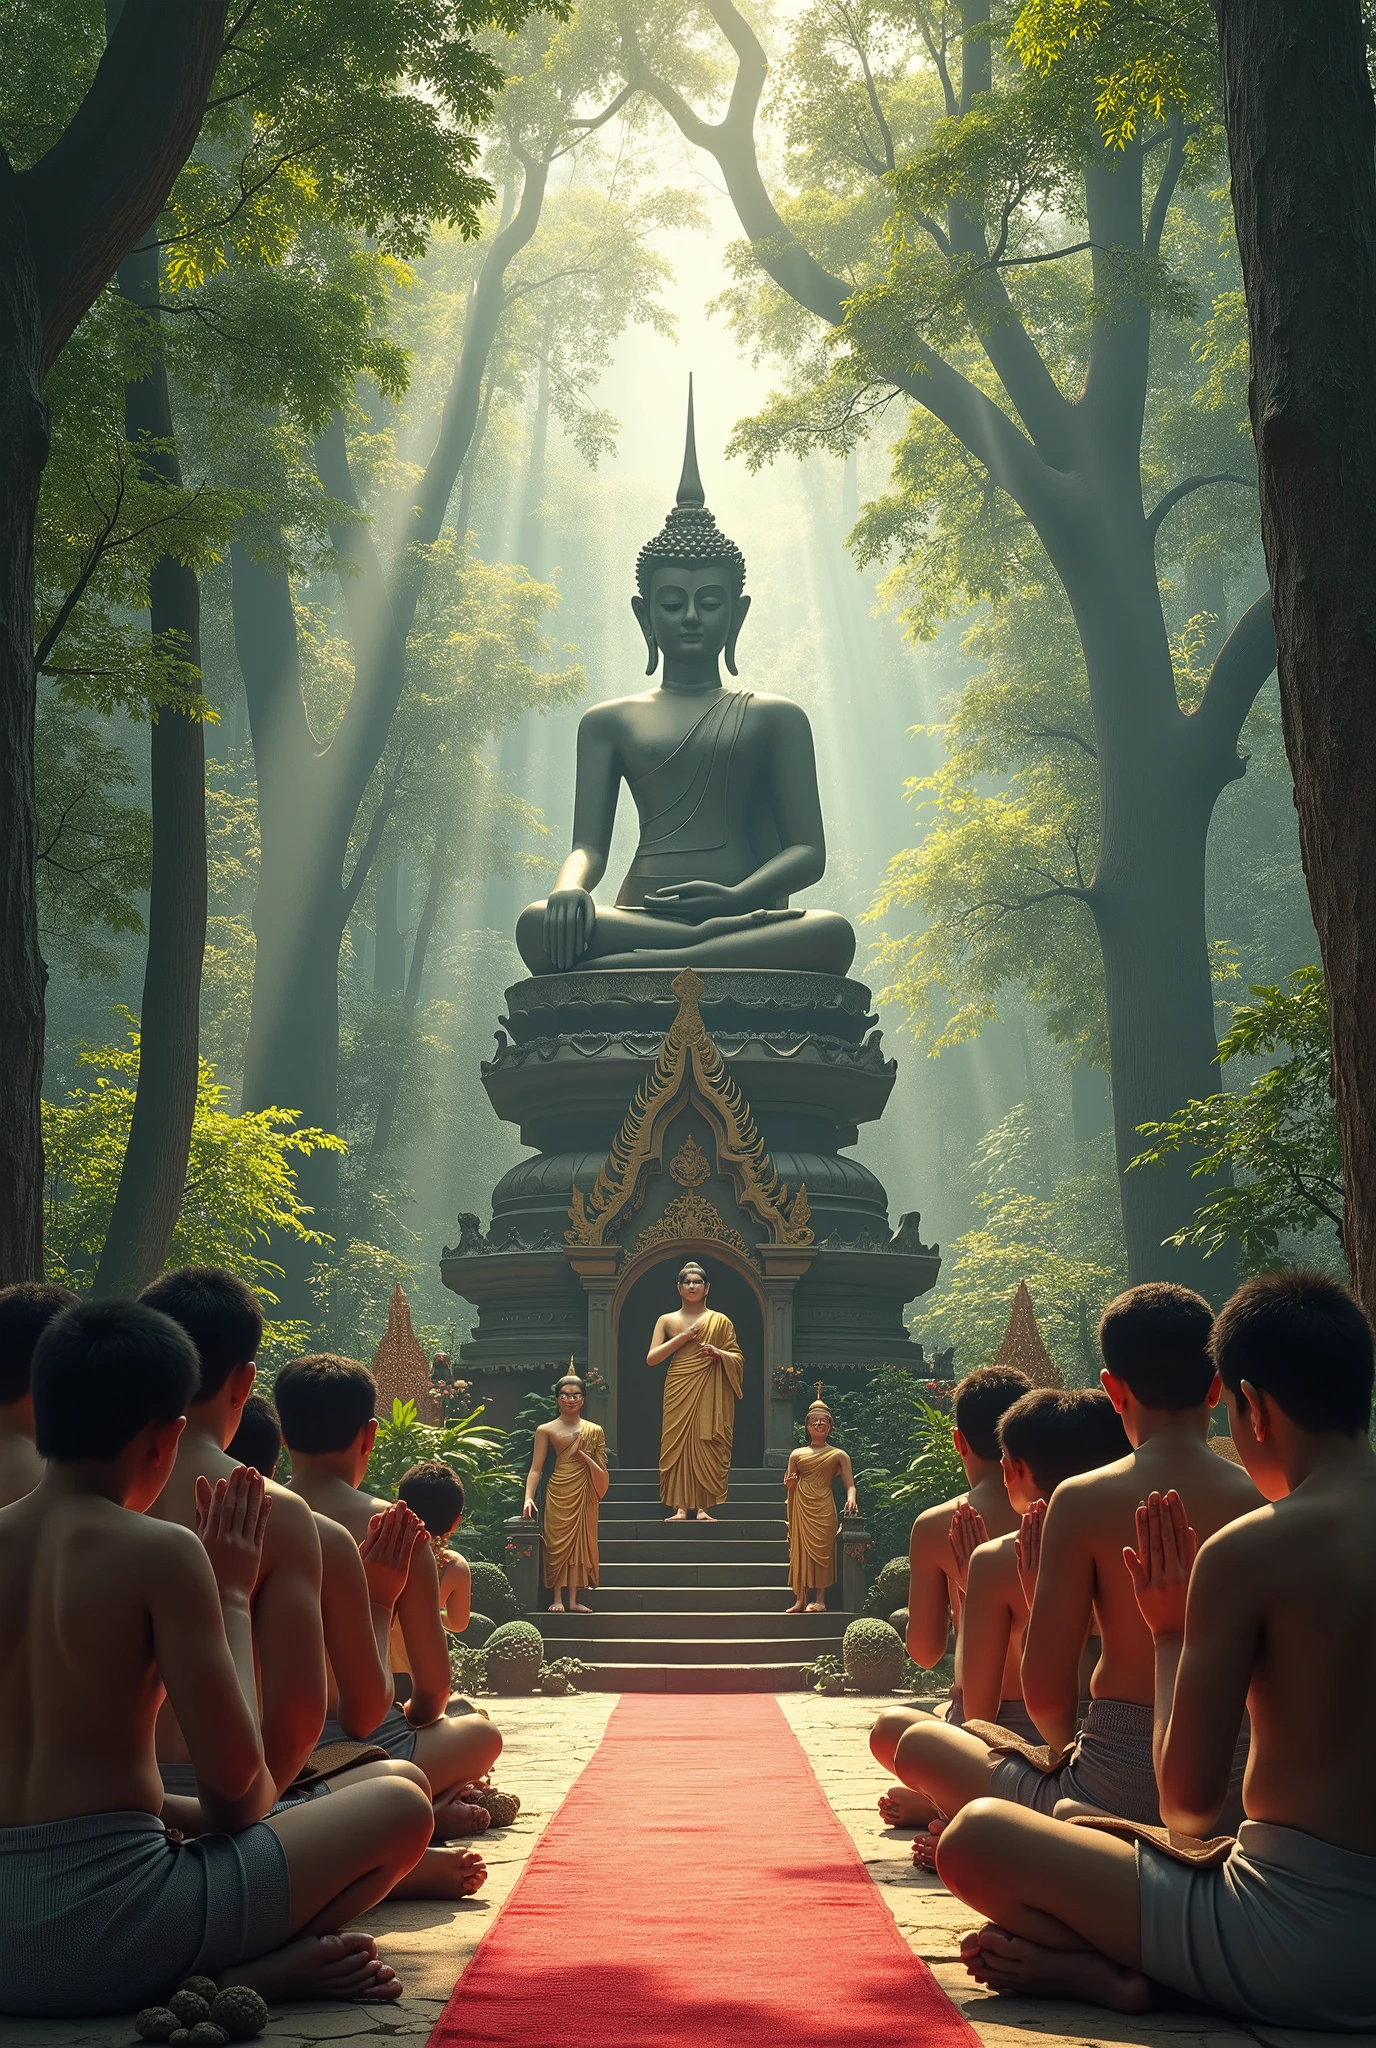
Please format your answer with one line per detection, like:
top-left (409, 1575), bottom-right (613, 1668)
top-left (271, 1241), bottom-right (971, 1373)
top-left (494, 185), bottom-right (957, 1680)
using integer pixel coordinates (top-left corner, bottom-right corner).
top-left (135, 2011), bottom-right (179, 2043)
top-left (209, 1985), bottom-right (269, 2040)
top-left (468, 1560), bottom-right (518, 1625)
top-left (168, 1992), bottom-right (211, 2029)
top-left (863, 1556), bottom-right (909, 1619)
top-left (461, 1611), bottom-right (496, 1648)
top-left (176, 1979), bottom-right (219, 2007)
top-left (484, 1620), bottom-right (544, 1695)
top-left (186, 2027), bottom-right (229, 2048)
top-left (889, 1606), bottom-right (909, 1638)
top-left (843, 1617), bottom-right (906, 1692)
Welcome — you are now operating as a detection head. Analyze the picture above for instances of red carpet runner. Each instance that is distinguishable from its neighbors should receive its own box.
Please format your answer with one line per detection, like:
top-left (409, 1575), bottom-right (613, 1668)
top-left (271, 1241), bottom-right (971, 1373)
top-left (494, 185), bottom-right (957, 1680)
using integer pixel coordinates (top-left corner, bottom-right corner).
top-left (431, 1693), bottom-right (981, 2048)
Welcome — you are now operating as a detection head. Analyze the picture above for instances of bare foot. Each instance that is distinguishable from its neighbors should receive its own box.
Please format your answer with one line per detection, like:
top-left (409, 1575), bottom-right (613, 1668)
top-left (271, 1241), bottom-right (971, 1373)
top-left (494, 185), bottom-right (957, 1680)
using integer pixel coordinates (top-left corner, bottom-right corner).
top-left (785, 1600), bottom-right (807, 1614)
top-left (219, 1932), bottom-right (401, 2003)
top-left (805, 1599), bottom-right (827, 1612)
top-left (959, 1925), bottom-right (1153, 2012)
top-left (549, 1599), bottom-right (566, 1613)
top-left (879, 1784), bottom-right (935, 1827)
top-left (694, 1510), bottom-right (717, 1522)
top-left (569, 1600), bottom-right (593, 1612)
top-left (432, 1787), bottom-right (491, 1838)
top-left (391, 1844), bottom-right (488, 1899)
top-left (913, 1815), bottom-right (947, 1870)
top-left (666, 1510), bottom-right (688, 1522)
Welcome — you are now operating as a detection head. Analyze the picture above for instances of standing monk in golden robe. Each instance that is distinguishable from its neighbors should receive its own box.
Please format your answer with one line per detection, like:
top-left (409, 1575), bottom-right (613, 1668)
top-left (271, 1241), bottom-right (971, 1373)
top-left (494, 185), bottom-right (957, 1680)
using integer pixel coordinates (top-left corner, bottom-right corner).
top-left (522, 1373), bottom-right (608, 1612)
top-left (785, 1397), bottom-right (858, 1612)
top-left (648, 1263), bottom-right (744, 1521)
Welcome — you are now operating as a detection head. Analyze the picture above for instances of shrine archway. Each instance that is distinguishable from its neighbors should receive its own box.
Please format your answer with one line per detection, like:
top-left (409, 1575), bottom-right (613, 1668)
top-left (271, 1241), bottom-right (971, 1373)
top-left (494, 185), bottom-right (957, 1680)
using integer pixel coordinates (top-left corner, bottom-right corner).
top-left (613, 1246), bottom-right (766, 1471)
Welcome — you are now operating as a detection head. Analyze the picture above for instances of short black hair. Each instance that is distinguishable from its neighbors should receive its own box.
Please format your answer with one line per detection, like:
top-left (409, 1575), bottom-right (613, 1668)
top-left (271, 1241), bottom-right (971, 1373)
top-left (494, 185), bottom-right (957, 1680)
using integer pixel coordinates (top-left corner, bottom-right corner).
top-left (1211, 1269), bottom-right (1374, 1437)
top-left (1098, 1283), bottom-right (1215, 1410)
top-left (228, 1391), bottom-right (283, 1479)
top-left (999, 1387), bottom-right (1130, 1497)
top-left (398, 1458), bottom-right (465, 1535)
top-left (275, 1354), bottom-right (377, 1454)
top-left (952, 1364), bottom-right (1034, 1462)
top-left (32, 1301), bottom-right (199, 1462)
top-left (138, 1267), bottom-right (263, 1402)
top-left (0, 1282), bottom-right (79, 1404)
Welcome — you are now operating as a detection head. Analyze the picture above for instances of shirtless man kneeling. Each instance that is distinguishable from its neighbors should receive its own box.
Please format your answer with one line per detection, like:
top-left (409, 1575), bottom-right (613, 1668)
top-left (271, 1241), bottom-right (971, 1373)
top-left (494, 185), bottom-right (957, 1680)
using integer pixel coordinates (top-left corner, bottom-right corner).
top-left (0, 1302), bottom-right (431, 2016)
top-left (940, 1268), bottom-right (1376, 2030)
top-left (0, 1282), bottom-right (76, 1508)
top-left (392, 1461), bottom-right (471, 1703)
top-left (277, 1356), bottom-right (503, 1836)
top-left (892, 1284), bottom-right (1259, 1831)
top-left (871, 1364), bottom-right (1031, 1827)
top-left (909, 1388), bottom-right (1128, 1866)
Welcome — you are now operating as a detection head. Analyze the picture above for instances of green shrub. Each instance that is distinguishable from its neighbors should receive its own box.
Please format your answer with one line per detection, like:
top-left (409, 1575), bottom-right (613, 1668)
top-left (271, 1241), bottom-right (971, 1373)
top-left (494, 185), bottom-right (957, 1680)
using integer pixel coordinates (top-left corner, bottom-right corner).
top-left (461, 1611), bottom-right (495, 1648)
top-left (843, 1617), bottom-right (906, 1692)
top-left (485, 1620), bottom-right (544, 1695)
top-left (889, 1606), bottom-right (909, 1637)
top-left (539, 1655), bottom-right (590, 1696)
top-left (468, 1560), bottom-right (518, 1625)
top-left (864, 1556), bottom-right (909, 1618)
top-left (447, 1637), bottom-right (488, 1695)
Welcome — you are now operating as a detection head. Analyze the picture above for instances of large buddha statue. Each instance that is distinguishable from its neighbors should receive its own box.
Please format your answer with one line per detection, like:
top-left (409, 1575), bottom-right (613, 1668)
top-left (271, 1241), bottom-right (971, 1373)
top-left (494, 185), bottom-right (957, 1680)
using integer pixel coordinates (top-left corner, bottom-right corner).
top-left (515, 387), bottom-right (856, 977)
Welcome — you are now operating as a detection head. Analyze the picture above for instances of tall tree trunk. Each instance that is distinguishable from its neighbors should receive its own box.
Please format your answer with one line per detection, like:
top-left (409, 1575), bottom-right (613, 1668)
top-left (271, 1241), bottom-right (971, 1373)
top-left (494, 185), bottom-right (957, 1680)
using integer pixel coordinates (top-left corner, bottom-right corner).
top-left (95, 244), bottom-right (206, 1297)
top-left (455, 371), bottom-right (496, 548)
top-left (371, 821), bottom-right (452, 1159)
top-left (0, 195), bottom-right (48, 1282)
top-left (373, 860), bottom-right (405, 995)
top-left (1216, 0), bottom-right (1376, 1310)
top-left (518, 340), bottom-right (552, 579)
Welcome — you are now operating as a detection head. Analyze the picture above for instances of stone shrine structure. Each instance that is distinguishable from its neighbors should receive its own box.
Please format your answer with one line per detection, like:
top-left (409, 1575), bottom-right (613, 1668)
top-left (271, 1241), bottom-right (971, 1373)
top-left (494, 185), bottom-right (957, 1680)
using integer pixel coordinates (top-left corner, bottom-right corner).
top-left (441, 394), bottom-right (941, 1468)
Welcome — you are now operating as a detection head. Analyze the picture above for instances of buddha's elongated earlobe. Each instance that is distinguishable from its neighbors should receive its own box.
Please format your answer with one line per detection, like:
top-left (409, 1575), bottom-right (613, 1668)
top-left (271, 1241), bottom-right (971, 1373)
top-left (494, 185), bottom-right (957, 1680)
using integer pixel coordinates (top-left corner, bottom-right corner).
top-left (724, 592), bottom-right (751, 677)
top-left (631, 593), bottom-right (659, 675)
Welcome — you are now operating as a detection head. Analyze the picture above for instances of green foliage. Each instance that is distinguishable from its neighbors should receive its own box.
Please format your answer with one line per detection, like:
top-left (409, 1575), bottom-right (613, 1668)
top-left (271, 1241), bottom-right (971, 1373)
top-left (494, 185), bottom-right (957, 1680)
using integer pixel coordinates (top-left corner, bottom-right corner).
top-left (484, 1619), bottom-right (544, 1694)
top-left (863, 1556), bottom-right (912, 1619)
top-left (364, 1396), bottom-right (517, 1507)
top-left (815, 1370), bottom-right (958, 1562)
top-left (35, 701), bottom-right (151, 977)
top-left (467, 1560), bottom-right (519, 1625)
top-left (801, 1651), bottom-right (844, 1694)
top-left (461, 1612), bottom-right (497, 1647)
top-left (1134, 968), bottom-right (1345, 1271)
top-left (447, 1636), bottom-right (489, 1694)
top-left (539, 1655), bottom-right (589, 1695)
top-left (42, 1026), bottom-right (341, 1317)
top-left (842, 1616), bottom-right (906, 1691)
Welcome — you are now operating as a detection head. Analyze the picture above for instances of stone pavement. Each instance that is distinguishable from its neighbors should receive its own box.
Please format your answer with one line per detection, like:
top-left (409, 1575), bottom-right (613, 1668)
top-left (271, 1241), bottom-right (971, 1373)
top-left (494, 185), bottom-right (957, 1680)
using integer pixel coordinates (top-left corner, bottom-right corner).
top-left (780, 1690), bottom-right (1368, 2048)
top-left (2, 1690), bottom-right (1367, 2048)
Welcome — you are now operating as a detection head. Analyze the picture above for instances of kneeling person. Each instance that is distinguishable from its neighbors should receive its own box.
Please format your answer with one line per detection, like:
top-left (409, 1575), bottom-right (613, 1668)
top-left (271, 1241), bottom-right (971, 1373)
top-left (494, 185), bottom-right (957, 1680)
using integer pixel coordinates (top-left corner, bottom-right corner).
top-left (277, 1356), bottom-right (503, 1834)
top-left (939, 1269), bottom-right (1376, 2031)
top-left (0, 1303), bottom-right (431, 2017)
top-left (392, 1459), bottom-right (472, 1697)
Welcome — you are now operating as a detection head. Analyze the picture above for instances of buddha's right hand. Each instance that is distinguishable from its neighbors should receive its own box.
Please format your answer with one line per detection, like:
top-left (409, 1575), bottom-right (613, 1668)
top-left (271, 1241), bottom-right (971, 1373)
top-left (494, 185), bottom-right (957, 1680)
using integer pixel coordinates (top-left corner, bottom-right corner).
top-left (545, 887), bottom-right (595, 970)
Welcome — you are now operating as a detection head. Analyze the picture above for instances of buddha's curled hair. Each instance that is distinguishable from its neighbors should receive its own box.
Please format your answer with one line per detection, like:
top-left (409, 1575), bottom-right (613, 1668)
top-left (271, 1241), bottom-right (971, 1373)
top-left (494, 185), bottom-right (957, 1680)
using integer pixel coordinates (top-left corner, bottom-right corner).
top-left (636, 376), bottom-right (746, 599)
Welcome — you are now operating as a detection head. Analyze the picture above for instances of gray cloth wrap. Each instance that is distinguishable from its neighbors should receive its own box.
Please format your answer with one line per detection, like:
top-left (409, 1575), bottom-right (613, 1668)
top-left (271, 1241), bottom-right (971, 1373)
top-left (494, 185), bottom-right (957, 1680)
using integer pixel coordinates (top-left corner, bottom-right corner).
top-left (990, 1699), bottom-right (1248, 1828)
top-left (158, 1760), bottom-right (331, 1814)
top-left (318, 1702), bottom-right (418, 1762)
top-left (1140, 1819), bottom-right (1376, 2029)
top-left (0, 1807), bottom-right (290, 2016)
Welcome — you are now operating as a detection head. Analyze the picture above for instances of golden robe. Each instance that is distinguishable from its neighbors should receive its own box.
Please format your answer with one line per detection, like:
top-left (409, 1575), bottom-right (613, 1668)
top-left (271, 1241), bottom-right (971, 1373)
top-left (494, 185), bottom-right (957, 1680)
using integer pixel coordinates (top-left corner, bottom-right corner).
top-left (788, 1446), bottom-right (844, 1595)
top-left (659, 1311), bottom-right (744, 1511)
top-left (542, 1420), bottom-right (605, 1589)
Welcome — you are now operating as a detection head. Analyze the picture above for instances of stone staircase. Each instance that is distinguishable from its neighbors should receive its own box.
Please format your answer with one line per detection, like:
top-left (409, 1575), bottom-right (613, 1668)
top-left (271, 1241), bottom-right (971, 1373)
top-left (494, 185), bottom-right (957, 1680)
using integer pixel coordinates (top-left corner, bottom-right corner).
top-left (530, 1467), bottom-right (858, 1691)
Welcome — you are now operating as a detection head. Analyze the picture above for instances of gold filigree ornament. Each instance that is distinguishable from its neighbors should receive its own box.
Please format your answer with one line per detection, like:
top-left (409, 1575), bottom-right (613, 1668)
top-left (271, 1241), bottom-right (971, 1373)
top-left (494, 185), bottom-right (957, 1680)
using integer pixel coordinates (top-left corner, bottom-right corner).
top-left (565, 968), bottom-right (814, 1250)
top-left (634, 1190), bottom-right (752, 1259)
top-left (669, 1134), bottom-right (711, 1187)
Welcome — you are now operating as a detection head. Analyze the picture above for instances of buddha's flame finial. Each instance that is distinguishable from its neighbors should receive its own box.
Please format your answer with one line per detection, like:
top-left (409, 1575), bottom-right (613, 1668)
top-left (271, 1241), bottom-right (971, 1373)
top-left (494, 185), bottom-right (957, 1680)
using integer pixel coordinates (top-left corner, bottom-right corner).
top-left (677, 375), bottom-right (705, 509)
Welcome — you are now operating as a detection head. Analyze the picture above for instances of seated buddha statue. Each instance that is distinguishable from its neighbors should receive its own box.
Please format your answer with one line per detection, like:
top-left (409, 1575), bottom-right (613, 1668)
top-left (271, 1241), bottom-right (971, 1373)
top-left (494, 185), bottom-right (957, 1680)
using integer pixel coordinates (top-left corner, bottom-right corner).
top-left (516, 387), bottom-right (856, 977)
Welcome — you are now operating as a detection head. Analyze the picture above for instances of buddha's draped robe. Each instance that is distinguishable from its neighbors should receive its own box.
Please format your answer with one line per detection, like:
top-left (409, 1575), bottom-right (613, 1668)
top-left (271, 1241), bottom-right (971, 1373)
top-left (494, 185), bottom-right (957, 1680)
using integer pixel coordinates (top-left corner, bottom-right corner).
top-left (788, 1446), bottom-right (845, 1595)
top-left (542, 1420), bottom-right (605, 1590)
top-left (659, 1312), bottom-right (744, 1511)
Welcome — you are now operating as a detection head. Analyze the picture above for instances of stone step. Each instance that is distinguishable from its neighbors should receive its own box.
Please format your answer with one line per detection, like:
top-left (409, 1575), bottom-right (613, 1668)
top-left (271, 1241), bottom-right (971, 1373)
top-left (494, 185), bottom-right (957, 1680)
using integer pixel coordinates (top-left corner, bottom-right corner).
top-left (596, 1560), bottom-right (792, 1587)
top-left (600, 1497), bottom-right (785, 1522)
top-left (536, 1632), bottom-right (844, 1666)
top-left (537, 1607), bottom-right (847, 1640)
top-left (597, 1531), bottom-right (786, 1556)
top-left (563, 1585), bottom-right (807, 1613)
top-left (598, 1518), bottom-right (788, 1543)
top-left (580, 1663), bottom-right (813, 1693)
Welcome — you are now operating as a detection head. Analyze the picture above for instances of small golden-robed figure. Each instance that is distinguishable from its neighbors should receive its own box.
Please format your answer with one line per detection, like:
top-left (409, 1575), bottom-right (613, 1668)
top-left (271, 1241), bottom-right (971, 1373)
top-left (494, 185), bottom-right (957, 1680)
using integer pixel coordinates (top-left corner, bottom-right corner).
top-left (785, 1396), bottom-right (858, 1613)
top-left (522, 1372), bottom-right (608, 1613)
top-left (647, 1262), bottom-right (744, 1522)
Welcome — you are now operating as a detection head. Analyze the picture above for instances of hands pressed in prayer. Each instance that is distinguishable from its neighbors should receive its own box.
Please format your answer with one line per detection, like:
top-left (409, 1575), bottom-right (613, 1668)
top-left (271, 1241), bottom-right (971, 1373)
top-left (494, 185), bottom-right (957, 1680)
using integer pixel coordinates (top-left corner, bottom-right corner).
top-left (195, 1464), bottom-right (271, 1609)
top-left (947, 1500), bottom-right (989, 1591)
top-left (1015, 1497), bottom-right (1047, 1611)
top-left (1124, 1488), bottom-right (1197, 1638)
top-left (360, 1500), bottom-right (426, 1611)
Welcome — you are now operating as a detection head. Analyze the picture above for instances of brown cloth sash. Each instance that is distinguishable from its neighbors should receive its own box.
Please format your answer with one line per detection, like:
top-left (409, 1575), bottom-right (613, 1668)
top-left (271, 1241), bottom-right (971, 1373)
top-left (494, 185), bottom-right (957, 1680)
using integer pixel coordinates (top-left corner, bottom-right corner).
top-left (281, 1739), bottom-right (389, 1797)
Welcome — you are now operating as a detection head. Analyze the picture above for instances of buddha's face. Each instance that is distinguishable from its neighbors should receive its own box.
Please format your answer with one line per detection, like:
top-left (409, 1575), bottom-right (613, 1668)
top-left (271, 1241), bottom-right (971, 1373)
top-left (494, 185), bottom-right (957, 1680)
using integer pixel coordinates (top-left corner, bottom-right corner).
top-left (806, 1410), bottom-right (833, 1444)
top-left (557, 1384), bottom-right (584, 1418)
top-left (633, 564), bottom-right (751, 677)
top-left (678, 1268), bottom-right (708, 1309)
